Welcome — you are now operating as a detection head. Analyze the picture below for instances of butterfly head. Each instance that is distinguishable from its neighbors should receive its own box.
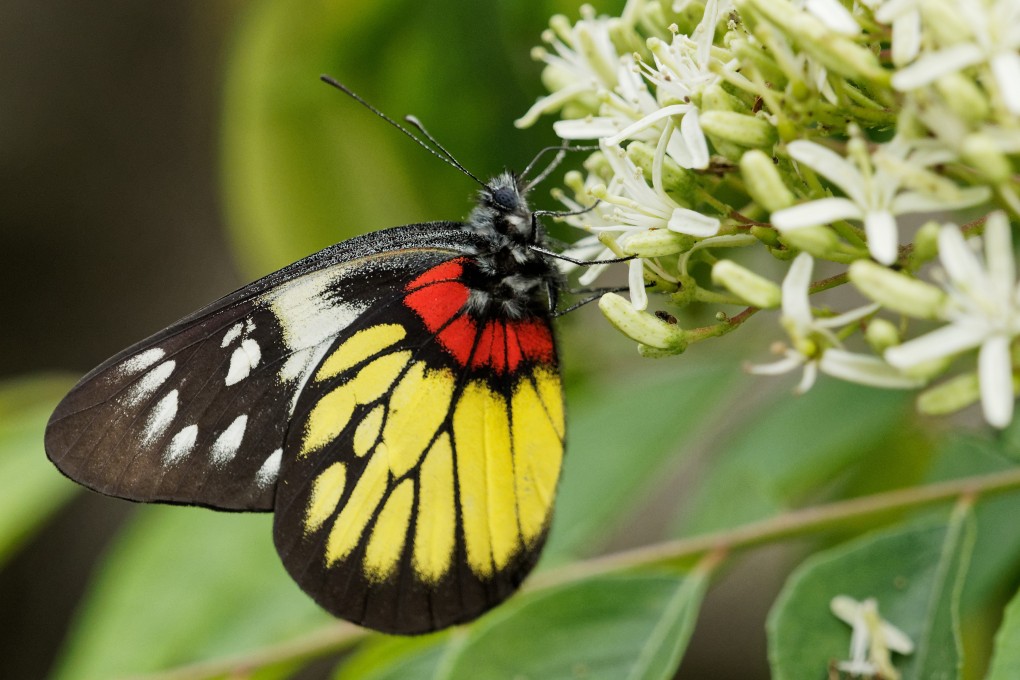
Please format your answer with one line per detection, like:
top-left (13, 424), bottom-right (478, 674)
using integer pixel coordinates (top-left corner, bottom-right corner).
top-left (471, 171), bottom-right (536, 244)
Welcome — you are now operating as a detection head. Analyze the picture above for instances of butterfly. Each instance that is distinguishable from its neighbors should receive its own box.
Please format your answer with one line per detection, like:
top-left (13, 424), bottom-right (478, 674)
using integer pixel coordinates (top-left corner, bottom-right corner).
top-left (44, 79), bottom-right (597, 635)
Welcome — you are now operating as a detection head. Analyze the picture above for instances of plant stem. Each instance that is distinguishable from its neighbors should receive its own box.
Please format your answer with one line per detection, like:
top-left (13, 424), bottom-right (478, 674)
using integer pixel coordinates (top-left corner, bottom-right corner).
top-left (130, 466), bottom-right (1020, 680)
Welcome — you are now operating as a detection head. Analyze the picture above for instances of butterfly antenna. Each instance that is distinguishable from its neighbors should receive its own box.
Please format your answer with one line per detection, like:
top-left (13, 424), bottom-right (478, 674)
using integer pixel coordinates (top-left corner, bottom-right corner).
top-left (520, 143), bottom-right (598, 192)
top-left (320, 75), bottom-right (489, 190)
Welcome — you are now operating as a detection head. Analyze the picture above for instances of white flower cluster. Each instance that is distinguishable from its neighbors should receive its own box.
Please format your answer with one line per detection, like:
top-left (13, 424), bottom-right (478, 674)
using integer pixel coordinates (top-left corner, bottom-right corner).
top-left (519, 0), bottom-right (1020, 429)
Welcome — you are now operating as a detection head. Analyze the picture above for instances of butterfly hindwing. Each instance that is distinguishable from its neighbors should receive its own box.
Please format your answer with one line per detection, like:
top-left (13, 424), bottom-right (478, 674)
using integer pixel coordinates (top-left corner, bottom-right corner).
top-left (45, 223), bottom-right (478, 511)
top-left (272, 256), bottom-right (565, 633)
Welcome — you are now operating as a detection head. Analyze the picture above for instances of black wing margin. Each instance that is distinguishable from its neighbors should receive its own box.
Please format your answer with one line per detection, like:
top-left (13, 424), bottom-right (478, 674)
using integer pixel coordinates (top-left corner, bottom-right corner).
top-left (45, 223), bottom-right (475, 511)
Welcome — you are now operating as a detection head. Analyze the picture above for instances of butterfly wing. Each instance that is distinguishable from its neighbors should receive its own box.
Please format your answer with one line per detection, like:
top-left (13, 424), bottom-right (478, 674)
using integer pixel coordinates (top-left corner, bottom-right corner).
top-left (272, 256), bottom-right (565, 633)
top-left (45, 223), bottom-right (476, 511)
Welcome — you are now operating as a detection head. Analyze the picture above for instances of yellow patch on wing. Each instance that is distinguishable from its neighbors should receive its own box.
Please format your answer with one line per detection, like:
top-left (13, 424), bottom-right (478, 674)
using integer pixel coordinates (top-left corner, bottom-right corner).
top-left (316, 323), bottom-right (406, 381)
top-left (300, 351), bottom-right (410, 457)
top-left (511, 376), bottom-right (563, 544)
top-left (454, 380), bottom-right (520, 578)
top-left (413, 433), bottom-right (456, 583)
top-left (533, 366), bottom-right (565, 438)
top-left (364, 479), bottom-right (414, 582)
top-left (325, 452), bottom-right (389, 566)
top-left (301, 387), bottom-right (356, 456)
top-left (353, 404), bottom-right (384, 457)
top-left (304, 462), bottom-right (348, 534)
top-left (381, 362), bottom-right (455, 478)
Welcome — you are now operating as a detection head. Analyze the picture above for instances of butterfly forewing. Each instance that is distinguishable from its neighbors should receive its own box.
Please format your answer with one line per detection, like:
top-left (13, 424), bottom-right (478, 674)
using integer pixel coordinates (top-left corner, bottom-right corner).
top-left (45, 224), bottom-right (476, 511)
top-left (273, 256), bottom-right (564, 633)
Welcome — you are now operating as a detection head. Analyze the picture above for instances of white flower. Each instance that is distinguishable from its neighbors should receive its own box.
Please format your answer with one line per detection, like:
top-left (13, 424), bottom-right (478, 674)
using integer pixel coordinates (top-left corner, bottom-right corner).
top-left (796, 0), bottom-right (861, 36)
top-left (588, 144), bottom-right (721, 309)
top-left (748, 253), bottom-right (924, 392)
top-left (892, 0), bottom-right (1020, 114)
top-left (515, 5), bottom-right (624, 128)
top-left (831, 596), bottom-right (914, 680)
top-left (772, 137), bottom-right (990, 265)
top-left (886, 213), bottom-right (1020, 427)
top-left (863, 0), bottom-right (922, 65)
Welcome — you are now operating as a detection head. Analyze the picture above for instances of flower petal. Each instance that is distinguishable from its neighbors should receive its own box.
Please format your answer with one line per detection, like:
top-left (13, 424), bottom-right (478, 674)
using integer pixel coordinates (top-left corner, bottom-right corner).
top-left (864, 210), bottom-right (900, 265)
top-left (678, 109), bottom-right (710, 170)
top-left (629, 258), bottom-right (649, 310)
top-left (978, 334), bottom-right (1014, 427)
top-left (820, 349), bottom-right (924, 388)
top-left (885, 322), bottom-right (988, 368)
top-left (668, 207), bottom-right (720, 236)
top-left (787, 141), bottom-right (868, 204)
top-left (781, 252), bottom-right (814, 325)
top-left (892, 43), bottom-right (985, 91)
top-left (772, 197), bottom-right (863, 230)
top-left (984, 212), bottom-right (1016, 302)
top-left (805, 0), bottom-right (861, 35)
top-left (992, 52), bottom-right (1020, 115)
top-left (938, 223), bottom-right (986, 293)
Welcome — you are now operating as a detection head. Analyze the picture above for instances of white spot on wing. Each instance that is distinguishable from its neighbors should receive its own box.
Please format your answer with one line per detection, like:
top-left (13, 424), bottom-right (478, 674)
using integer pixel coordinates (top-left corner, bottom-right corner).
top-left (264, 274), bottom-right (364, 352)
top-left (124, 360), bottom-right (176, 407)
top-left (221, 322), bottom-right (243, 347)
top-left (256, 448), bottom-right (283, 488)
top-left (281, 342), bottom-right (333, 415)
top-left (164, 424), bottom-right (198, 464)
top-left (225, 338), bottom-right (262, 386)
top-left (118, 348), bottom-right (166, 376)
top-left (211, 414), bottom-right (248, 465)
top-left (141, 389), bottom-right (179, 446)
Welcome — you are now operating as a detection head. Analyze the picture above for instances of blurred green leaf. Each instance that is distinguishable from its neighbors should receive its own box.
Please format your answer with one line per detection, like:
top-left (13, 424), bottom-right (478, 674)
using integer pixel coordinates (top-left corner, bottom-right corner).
top-left (334, 632), bottom-right (450, 680)
top-left (985, 585), bottom-right (1020, 680)
top-left (0, 374), bottom-right (79, 565)
top-left (220, 0), bottom-right (564, 279)
top-left (438, 573), bottom-right (707, 680)
top-left (767, 506), bottom-right (975, 680)
top-left (52, 506), bottom-right (329, 680)
top-left (676, 380), bottom-right (917, 534)
top-left (544, 362), bottom-right (744, 564)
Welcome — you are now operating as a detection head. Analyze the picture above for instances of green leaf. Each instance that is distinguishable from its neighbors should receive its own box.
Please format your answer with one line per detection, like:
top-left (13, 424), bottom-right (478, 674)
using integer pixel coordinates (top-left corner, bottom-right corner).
top-left (0, 374), bottom-right (79, 565)
top-left (52, 506), bottom-right (329, 680)
top-left (677, 380), bottom-right (919, 534)
top-left (544, 362), bottom-right (744, 564)
top-left (767, 505), bottom-right (975, 680)
top-left (333, 633), bottom-right (450, 680)
top-left (437, 573), bottom-right (708, 680)
top-left (985, 585), bottom-right (1020, 680)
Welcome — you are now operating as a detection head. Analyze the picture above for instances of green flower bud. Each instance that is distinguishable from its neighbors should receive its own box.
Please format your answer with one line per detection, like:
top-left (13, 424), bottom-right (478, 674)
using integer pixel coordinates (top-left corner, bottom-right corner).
top-left (935, 72), bottom-right (990, 123)
top-left (699, 111), bottom-right (778, 149)
top-left (751, 225), bottom-right (781, 247)
top-left (865, 318), bottom-right (901, 354)
top-left (702, 83), bottom-right (747, 113)
top-left (741, 149), bottom-right (795, 212)
top-left (849, 260), bottom-right (946, 319)
top-left (962, 134), bottom-right (1012, 184)
top-left (599, 293), bottom-right (687, 350)
top-left (626, 142), bottom-right (697, 205)
top-left (624, 229), bottom-right (695, 257)
top-left (910, 221), bottom-right (941, 266)
top-left (711, 259), bottom-right (782, 308)
top-left (778, 225), bottom-right (841, 258)
top-left (917, 372), bottom-right (980, 416)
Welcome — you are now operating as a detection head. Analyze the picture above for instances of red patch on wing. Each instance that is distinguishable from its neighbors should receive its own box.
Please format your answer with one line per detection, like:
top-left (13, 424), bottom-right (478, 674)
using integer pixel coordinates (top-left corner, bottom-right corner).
top-left (505, 326), bottom-right (523, 372)
top-left (437, 315), bottom-right (477, 366)
top-left (513, 320), bottom-right (555, 364)
top-left (406, 259), bottom-right (465, 291)
top-left (404, 281), bottom-right (469, 333)
top-left (470, 321), bottom-right (510, 374)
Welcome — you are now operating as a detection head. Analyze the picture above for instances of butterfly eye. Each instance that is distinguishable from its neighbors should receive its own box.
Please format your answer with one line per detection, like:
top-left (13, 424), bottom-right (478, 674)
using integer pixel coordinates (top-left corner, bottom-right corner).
top-left (491, 186), bottom-right (518, 211)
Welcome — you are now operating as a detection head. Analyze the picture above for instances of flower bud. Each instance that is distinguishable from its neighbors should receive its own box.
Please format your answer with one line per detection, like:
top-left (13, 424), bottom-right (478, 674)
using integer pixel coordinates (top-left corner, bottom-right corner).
top-left (865, 318), bottom-right (901, 354)
top-left (917, 372), bottom-right (980, 416)
top-left (626, 142), bottom-right (697, 205)
top-left (711, 260), bottom-right (782, 308)
top-left (623, 229), bottom-right (695, 257)
top-left (741, 149), bottom-right (795, 212)
top-left (699, 111), bottom-right (778, 149)
top-left (849, 260), bottom-right (946, 319)
top-left (935, 72), bottom-right (990, 123)
top-left (962, 134), bottom-right (1012, 184)
top-left (599, 293), bottom-right (688, 350)
top-left (778, 225), bottom-right (841, 258)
